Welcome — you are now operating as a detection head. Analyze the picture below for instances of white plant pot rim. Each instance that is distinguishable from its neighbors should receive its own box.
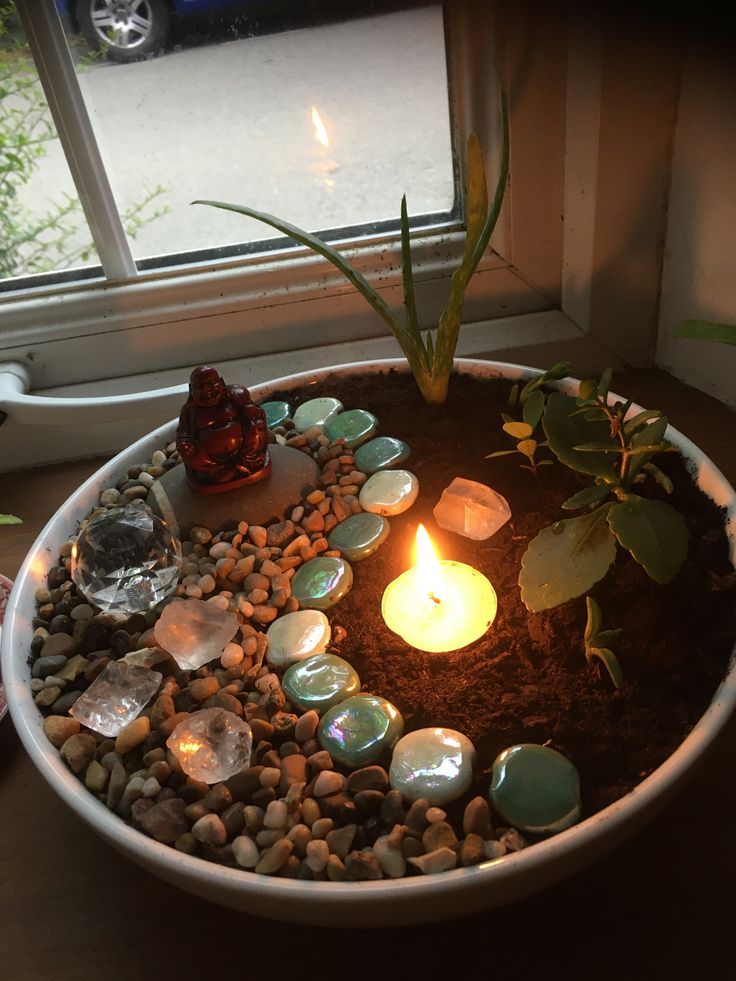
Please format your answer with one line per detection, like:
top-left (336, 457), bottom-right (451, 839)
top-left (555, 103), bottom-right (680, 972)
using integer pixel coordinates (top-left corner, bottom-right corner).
top-left (3, 357), bottom-right (735, 926)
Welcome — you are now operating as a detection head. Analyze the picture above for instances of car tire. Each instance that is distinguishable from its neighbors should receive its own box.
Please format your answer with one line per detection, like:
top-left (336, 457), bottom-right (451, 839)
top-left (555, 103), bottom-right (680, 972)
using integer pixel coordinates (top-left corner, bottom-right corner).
top-left (77, 0), bottom-right (171, 64)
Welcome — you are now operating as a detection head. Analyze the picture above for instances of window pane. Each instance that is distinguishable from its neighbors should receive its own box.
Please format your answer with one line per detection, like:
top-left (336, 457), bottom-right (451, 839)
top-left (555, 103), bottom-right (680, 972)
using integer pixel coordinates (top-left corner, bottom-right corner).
top-left (1, 3), bottom-right (99, 283)
top-left (66, 1), bottom-right (455, 266)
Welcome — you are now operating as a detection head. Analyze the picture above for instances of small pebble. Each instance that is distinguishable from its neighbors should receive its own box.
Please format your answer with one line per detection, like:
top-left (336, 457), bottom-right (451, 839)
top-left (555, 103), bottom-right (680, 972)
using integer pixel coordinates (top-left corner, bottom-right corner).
top-left (345, 850), bottom-right (383, 881)
top-left (306, 838), bottom-right (330, 872)
top-left (407, 847), bottom-right (458, 875)
top-left (84, 759), bottom-right (109, 792)
top-left (191, 813), bottom-right (227, 846)
top-left (232, 835), bottom-right (260, 868)
top-left (255, 838), bottom-right (293, 875)
top-left (313, 770), bottom-right (347, 797)
top-left (60, 733), bottom-right (97, 775)
top-left (326, 855), bottom-right (347, 881)
top-left (484, 840), bottom-right (507, 859)
top-left (302, 798), bottom-right (321, 827)
top-left (43, 716), bottom-right (81, 748)
top-left (259, 767), bottom-right (281, 789)
top-left (264, 800), bottom-right (288, 829)
top-left (115, 716), bottom-right (150, 755)
top-left (294, 710), bottom-right (319, 743)
top-left (311, 817), bottom-right (334, 839)
top-left (461, 833), bottom-right (487, 867)
top-left (326, 823), bottom-right (356, 860)
top-left (422, 821), bottom-right (458, 852)
top-left (373, 835), bottom-right (407, 878)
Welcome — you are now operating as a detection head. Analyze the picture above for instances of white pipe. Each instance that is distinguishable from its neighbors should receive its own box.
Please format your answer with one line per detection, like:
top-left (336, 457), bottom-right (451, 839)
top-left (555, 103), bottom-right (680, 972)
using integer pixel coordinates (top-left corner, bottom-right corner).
top-left (0, 362), bottom-right (186, 426)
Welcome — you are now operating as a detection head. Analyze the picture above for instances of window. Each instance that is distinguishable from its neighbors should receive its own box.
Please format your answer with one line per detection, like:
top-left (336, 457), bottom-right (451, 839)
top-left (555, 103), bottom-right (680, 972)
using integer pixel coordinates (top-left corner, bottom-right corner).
top-left (7, 1), bottom-right (458, 282)
top-left (8, 1), bottom-right (674, 471)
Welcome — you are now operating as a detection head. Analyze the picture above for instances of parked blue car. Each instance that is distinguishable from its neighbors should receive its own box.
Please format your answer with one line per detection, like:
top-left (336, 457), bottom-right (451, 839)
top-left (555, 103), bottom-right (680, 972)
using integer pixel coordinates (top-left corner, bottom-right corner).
top-left (56, 1), bottom-right (250, 63)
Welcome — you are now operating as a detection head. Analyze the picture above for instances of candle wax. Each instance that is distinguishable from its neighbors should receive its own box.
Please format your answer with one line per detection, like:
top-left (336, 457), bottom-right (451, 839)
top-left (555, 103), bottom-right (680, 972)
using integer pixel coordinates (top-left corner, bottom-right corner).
top-left (381, 559), bottom-right (497, 653)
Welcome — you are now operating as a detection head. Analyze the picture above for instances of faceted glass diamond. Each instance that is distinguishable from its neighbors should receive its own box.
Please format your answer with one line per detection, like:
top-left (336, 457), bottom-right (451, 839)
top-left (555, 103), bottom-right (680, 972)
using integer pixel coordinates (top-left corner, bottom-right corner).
top-left (166, 708), bottom-right (253, 784)
top-left (71, 505), bottom-right (182, 615)
top-left (70, 660), bottom-right (163, 737)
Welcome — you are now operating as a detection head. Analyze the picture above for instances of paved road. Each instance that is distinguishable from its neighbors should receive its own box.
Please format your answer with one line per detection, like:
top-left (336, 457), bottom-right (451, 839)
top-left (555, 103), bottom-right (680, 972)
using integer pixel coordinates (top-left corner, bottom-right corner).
top-left (24, 5), bottom-right (454, 270)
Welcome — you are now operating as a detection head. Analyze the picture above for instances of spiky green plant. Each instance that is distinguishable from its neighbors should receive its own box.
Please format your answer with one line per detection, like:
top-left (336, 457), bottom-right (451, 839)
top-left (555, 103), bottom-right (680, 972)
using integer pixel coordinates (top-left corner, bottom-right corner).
top-left (193, 93), bottom-right (509, 405)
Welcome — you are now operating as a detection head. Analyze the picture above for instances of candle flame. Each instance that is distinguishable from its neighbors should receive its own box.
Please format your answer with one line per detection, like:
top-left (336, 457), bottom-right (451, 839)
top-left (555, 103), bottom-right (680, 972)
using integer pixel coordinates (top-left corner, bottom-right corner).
top-left (415, 524), bottom-right (443, 598)
top-left (311, 105), bottom-right (330, 147)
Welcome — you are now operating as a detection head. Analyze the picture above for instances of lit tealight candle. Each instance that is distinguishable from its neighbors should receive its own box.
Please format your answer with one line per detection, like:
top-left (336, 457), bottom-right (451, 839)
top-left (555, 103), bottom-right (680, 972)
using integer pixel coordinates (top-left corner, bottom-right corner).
top-left (381, 524), bottom-right (497, 653)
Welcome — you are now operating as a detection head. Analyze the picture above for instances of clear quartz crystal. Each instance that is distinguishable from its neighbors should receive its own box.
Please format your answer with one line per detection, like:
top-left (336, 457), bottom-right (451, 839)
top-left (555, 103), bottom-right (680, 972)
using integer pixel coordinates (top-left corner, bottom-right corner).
top-left (154, 598), bottom-right (239, 670)
top-left (166, 708), bottom-right (253, 783)
top-left (70, 661), bottom-right (163, 737)
top-left (71, 504), bottom-right (182, 615)
top-left (432, 477), bottom-right (512, 541)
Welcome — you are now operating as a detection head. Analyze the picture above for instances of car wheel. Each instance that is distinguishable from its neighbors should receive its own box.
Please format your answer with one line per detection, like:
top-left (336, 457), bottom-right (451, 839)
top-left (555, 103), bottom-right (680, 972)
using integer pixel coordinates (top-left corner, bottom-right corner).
top-left (77, 0), bottom-right (171, 63)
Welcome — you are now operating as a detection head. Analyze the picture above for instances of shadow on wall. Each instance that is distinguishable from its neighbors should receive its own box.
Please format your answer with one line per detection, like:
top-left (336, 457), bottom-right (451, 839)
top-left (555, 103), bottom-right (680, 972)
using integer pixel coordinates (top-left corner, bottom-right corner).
top-left (654, 41), bottom-right (736, 408)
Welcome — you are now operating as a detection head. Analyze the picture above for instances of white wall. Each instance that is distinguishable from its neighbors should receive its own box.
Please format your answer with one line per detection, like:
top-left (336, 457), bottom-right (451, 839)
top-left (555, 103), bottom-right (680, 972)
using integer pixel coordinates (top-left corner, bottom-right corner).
top-left (656, 45), bottom-right (736, 408)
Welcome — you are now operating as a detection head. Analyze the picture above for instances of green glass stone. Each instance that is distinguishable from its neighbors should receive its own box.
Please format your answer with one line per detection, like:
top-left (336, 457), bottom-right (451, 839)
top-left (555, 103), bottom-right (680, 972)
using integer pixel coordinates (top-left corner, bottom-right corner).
top-left (293, 397), bottom-right (343, 434)
top-left (325, 409), bottom-right (379, 449)
top-left (327, 512), bottom-right (390, 561)
top-left (354, 436), bottom-right (411, 475)
top-left (282, 653), bottom-right (361, 714)
top-left (490, 743), bottom-right (581, 836)
top-left (290, 556), bottom-right (353, 610)
top-left (359, 469), bottom-right (419, 516)
top-left (319, 694), bottom-right (404, 769)
top-left (261, 400), bottom-right (291, 429)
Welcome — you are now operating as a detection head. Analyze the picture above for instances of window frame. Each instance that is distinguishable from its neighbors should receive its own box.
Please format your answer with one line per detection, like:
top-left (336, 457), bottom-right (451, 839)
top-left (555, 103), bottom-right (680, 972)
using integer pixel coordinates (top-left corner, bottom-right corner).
top-left (0, 1), bottom-right (686, 474)
top-left (1, 1), bottom-right (565, 383)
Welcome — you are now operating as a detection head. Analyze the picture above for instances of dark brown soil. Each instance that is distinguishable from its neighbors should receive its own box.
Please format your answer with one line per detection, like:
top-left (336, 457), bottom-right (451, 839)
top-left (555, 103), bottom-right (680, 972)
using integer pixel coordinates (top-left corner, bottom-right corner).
top-left (271, 369), bottom-right (736, 818)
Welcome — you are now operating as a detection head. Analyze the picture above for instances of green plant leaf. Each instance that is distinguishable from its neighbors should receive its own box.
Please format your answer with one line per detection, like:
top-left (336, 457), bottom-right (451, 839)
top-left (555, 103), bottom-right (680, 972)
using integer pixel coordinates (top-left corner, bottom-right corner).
top-left (577, 378), bottom-right (598, 403)
top-left (607, 496), bottom-right (689, 584)
top-left (629, 415), bottom-right (669, 478)
top-left (519, 361), bottom-right (572, 403)
top-left (573, 442), bottom-right (624, 453)
top-left (399, 194), bottom-right (421, 352)
top-left (562, 485), bottom-right (611, 510)
top-left (598, 367), bottom-right (613, 400)
top-left (486, 450), bottom-right (517, 459)
top-left (508, 383), bottom-right (519, 408)
top-left (0, 513), bottom-right (21, 525)
top-left (584, 595), bottom-right (602, 645)
top-left (503, 421), bottom-right (534, 439)
top-left (517, 438), bottom-right (537, 460)
top-left (623, 409), bottom-right (662, 437)
top-left (674, 319), bottom-right (736, 346)
top-left (587, 647), bottom-right (623, 690)
top-left (522, 389), bottom-right (545, 429)
top-left (594, 628), bottom-right (623, 647)
top-left (193, 198), bottom-right (414, 356)
top-left (519, 505), bottom-right (617, 611)
top-left (642, 462), bottom-right (673, 494)
top-left (543, 392), bottom-right (618, 479)
top-left (633, 415), bottom-right (668, 447)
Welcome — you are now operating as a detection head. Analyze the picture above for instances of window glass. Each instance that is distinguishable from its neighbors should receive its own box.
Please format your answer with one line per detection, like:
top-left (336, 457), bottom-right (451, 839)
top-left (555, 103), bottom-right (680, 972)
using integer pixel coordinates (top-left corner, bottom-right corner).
top-left (65, 0), bottom-right (455, 266)
top-left (0, 3), bottom-right (100, 282)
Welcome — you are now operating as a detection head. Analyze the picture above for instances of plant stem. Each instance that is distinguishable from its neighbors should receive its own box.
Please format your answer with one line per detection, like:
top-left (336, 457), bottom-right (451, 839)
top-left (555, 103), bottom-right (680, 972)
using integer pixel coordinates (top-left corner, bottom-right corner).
top-left (599, 399), bottom-right (631, 488)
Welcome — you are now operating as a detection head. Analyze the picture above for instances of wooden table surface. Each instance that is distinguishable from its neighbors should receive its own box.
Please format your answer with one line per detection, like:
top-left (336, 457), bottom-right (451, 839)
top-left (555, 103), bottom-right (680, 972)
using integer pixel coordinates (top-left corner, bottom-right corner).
top-left (1, 369), bottom-right (735, 981)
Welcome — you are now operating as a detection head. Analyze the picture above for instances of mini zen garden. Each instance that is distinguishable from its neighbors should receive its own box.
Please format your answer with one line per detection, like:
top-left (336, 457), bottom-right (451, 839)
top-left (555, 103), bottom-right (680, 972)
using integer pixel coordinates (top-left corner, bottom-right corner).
top-left (10, 115), bottom-right (736, 895)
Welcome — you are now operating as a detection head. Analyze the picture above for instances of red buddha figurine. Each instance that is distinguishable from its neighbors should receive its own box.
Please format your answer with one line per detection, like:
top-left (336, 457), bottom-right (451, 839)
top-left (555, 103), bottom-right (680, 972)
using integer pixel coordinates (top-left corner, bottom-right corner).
top-left (176, 366), bottom-right (271, 494)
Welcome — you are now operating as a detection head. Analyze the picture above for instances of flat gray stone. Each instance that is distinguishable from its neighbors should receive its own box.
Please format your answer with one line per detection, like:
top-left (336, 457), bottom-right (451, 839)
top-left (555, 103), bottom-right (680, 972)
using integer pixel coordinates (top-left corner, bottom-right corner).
top-left (148, 444), bottom-right (319, 538)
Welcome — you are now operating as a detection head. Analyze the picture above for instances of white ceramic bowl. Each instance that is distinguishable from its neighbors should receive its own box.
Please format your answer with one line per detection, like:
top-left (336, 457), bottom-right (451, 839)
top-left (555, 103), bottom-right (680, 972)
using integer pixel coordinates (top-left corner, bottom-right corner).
top-left (3, 359), bottom-right (735, 926)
